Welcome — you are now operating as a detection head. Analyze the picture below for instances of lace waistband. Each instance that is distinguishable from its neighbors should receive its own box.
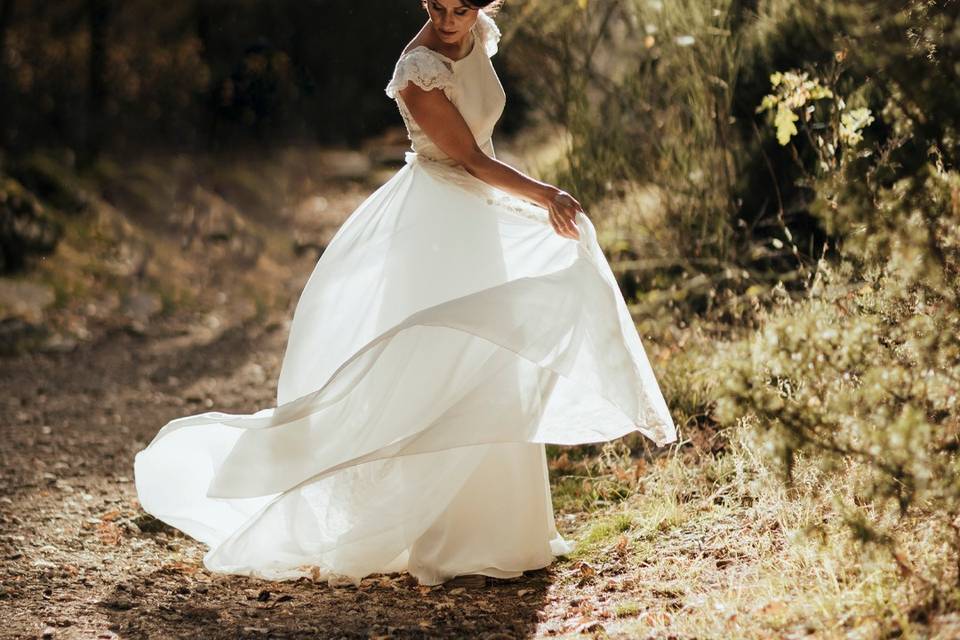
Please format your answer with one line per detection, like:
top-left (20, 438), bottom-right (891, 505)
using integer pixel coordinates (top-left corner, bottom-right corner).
top-left (402, 152), bottom-right (594, 252)
top-left (404, 151), bottom-right (493, 197)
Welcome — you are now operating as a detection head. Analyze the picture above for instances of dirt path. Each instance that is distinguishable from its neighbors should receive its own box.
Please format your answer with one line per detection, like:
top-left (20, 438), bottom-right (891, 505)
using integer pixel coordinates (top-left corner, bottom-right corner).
top-left (0, 293), bottom-right (629, 639)
top-left (0, 143), bottom-right (648, 638)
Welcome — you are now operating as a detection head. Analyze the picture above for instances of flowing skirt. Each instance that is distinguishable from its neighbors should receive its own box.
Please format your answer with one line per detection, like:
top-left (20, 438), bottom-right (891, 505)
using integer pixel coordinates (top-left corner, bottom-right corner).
top-left (133, 152), bottom-right (677, 587)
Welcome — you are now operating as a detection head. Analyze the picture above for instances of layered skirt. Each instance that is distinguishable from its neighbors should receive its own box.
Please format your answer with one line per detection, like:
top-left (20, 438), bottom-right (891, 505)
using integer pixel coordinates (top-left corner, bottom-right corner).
top-left (133, 152), bottom-right (676, 586)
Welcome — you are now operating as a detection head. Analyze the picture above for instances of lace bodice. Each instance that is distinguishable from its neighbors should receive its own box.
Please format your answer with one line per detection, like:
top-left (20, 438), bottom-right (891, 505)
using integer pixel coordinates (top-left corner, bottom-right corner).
top-left (385, 10), bottom-right (506, 166)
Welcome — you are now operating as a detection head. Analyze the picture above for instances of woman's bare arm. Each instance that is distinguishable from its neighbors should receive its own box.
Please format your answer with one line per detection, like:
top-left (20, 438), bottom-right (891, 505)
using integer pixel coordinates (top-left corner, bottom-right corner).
top-left (398, 82), bottom-right (582, 239)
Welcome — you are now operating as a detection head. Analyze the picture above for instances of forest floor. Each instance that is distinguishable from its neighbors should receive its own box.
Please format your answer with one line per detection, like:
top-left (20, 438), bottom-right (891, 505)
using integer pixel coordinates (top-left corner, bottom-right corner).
top-left (3, 140), bottom-right (954, 639)
top-left (0, 277), bottom-right (729, 639)
top-left (1, 294), bottom-right (637, 640)
top-left (0, 140), bottom-right (679, 640)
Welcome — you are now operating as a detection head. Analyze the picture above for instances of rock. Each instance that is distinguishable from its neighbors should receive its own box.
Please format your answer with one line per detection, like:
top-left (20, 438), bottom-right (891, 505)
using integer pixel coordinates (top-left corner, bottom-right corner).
top-left (0, 317), bottom-right (50, 355)
top-left (0, 278), bottom-right (55, 324)
top-left (98, 597), bottom-right (135, 611)
top-left (122, 290), bottom-right (162, 324)
top-left (40, 333), bottom-right (77, 354)
top-left (0, 175), bottom-right (63, 273)
top-left (6, 153), bottom-right (92, 216)
top-left (104, 239), bottom-right (151, 278)
top-left (316, 150), bottom-right (372, 180)
top-left (240, 362), bottom-right (266, 385)
top-left (178, 186), bottom-right (264, 265)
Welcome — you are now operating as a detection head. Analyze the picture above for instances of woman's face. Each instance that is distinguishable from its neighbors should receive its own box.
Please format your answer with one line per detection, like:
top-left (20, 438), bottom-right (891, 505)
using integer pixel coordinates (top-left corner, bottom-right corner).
top-left (424, 0), bottom-right (479, 44)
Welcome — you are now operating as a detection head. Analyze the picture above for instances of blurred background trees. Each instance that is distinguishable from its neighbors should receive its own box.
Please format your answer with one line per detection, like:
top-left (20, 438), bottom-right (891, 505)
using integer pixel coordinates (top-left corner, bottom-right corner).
top-left (1, 0), bottom-right (425, 156)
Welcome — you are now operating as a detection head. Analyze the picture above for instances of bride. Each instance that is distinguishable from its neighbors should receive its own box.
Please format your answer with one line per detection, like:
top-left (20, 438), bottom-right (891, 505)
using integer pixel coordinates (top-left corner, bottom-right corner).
top-left (134, 0), bottom-right (677, 589)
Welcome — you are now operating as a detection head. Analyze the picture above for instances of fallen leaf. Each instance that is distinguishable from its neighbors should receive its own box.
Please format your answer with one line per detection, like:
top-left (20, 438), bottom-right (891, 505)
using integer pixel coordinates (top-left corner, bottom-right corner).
top-left (573, 619), bottom-right (605, 634)
top-left (100, 509), bottom-right (121, 522)
top-left (615, 534), bottom-right (629, 555)
top-left (643, 611), bottom-right (672, 625)
top-left (163, 561), bottom-right (199, 575)
top-left (96, 521), bottom-right (123, 545)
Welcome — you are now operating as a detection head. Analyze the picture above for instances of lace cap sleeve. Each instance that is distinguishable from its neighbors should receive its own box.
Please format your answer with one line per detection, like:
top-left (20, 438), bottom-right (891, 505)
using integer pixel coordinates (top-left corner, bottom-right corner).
top-left (475, 9), bottom-right (502, 57)
top-left (385, 49), bottom-right (454, 100)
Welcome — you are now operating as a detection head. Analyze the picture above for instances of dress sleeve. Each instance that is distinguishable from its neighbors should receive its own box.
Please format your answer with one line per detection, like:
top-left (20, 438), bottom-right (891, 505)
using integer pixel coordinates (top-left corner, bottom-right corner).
top-left (474, 9), bottom-right (502, 58)
top-left (385, 49), bottom-right (455, 100)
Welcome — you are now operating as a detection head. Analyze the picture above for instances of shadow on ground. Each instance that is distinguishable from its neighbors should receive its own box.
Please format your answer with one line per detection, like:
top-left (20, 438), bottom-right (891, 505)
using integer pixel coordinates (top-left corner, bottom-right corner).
top-left (102, 563), bottom-right (553, 639)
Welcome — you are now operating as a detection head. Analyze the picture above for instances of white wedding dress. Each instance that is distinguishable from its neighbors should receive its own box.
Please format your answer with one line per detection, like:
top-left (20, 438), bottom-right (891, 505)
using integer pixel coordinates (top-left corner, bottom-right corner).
top-left (133, 10), bottom-right (676, 587)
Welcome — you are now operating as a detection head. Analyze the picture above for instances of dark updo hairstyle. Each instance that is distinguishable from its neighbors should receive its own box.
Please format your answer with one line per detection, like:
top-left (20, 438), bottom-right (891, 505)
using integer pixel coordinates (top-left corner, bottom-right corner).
top-left (464, 0), bottom-right (505, 14)
top-left (421, 0), bottom-right (504, 15)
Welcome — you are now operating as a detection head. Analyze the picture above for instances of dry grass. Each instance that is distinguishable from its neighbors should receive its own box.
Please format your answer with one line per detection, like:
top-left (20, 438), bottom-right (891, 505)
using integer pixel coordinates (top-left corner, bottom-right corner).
top-left (548, 423), bottom-right (960, 639)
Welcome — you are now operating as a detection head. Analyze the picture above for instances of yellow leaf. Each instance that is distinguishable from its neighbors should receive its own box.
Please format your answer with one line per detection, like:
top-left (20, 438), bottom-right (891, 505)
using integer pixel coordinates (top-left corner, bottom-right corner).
top-left (774, 105), bottom-right (799, 145)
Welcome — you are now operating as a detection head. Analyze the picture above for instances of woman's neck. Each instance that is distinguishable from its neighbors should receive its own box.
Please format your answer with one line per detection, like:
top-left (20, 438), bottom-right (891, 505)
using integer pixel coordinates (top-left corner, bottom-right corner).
top-left (421, 20), bottom-right (474, 61)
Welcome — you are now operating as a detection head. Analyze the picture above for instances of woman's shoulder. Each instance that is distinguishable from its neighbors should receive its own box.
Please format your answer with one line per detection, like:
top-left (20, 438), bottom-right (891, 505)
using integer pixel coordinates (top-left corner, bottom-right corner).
top-left (473, 9), bottom-right (502, 58)
top-left (397, 10), bottom-right (501, 63)
top-left (385, 46), bottom-right (455, 100)
top-left (385, 11), bottom-right (502, 99)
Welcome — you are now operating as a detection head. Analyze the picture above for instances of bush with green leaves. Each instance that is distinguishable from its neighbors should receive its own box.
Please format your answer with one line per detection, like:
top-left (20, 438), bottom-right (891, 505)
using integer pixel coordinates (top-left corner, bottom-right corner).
top-left (715, 0), bottom-right (960, 591)
top-left (717, 249), bottom-right (960, 589)
top-left (509, 0), bottom-right (960, 598)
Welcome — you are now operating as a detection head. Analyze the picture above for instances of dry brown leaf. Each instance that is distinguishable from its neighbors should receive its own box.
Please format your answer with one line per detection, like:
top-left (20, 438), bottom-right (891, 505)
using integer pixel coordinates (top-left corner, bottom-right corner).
top-left (163, 561), bottom-right (200, 575)
top-left (96, 521), bottom-right (123, 545)
top-left (615, 534), bottom-right (629, 555)
top-left (643, 611), bottom-right (672, 626)
top-left (572, 619), bottom-right (605, 634)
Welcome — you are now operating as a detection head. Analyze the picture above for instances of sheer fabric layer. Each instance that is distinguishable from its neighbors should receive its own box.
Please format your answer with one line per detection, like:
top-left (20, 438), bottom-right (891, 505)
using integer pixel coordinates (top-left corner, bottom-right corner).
top-left (134, 157), bottom-right (676, 585)
top-left (135, 7), bottom-right (676, 587)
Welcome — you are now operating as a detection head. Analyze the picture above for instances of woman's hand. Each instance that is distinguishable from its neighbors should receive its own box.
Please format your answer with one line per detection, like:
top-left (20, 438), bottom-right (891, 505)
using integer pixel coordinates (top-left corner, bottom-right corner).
top-left (545, 188), bottom-right (584, 240)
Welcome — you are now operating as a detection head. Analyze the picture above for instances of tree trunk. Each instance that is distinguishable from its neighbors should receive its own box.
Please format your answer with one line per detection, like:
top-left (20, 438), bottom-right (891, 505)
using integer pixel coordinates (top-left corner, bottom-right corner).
top-left (0, 0), bottom-right (13, 55)
top-left (0, 0), bottom-right (16, 149)
top-left (81, 0), bottom-right (111, 167)
top-left (195, 0), bottom-right (221, 151)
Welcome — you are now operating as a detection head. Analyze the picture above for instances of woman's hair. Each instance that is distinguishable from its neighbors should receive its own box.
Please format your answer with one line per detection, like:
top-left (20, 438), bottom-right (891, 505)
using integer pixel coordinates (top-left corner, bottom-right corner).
top-left (426, 0), bottom-right (505, 14)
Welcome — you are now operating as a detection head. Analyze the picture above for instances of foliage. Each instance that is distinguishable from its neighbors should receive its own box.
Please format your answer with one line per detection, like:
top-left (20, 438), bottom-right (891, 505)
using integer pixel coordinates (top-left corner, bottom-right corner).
top-left (515, 0), bottom-right (960, 620)
top-left (710, 0), bottom-right (960, 600)
top-left (0, 1), bottom-right (429, 155)
top-left (505, 0), bottom-right (741, 251)
top-left (754, 70), bottom-right (836, 146)
top-left (502, 0), bottom-right (844, 322)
